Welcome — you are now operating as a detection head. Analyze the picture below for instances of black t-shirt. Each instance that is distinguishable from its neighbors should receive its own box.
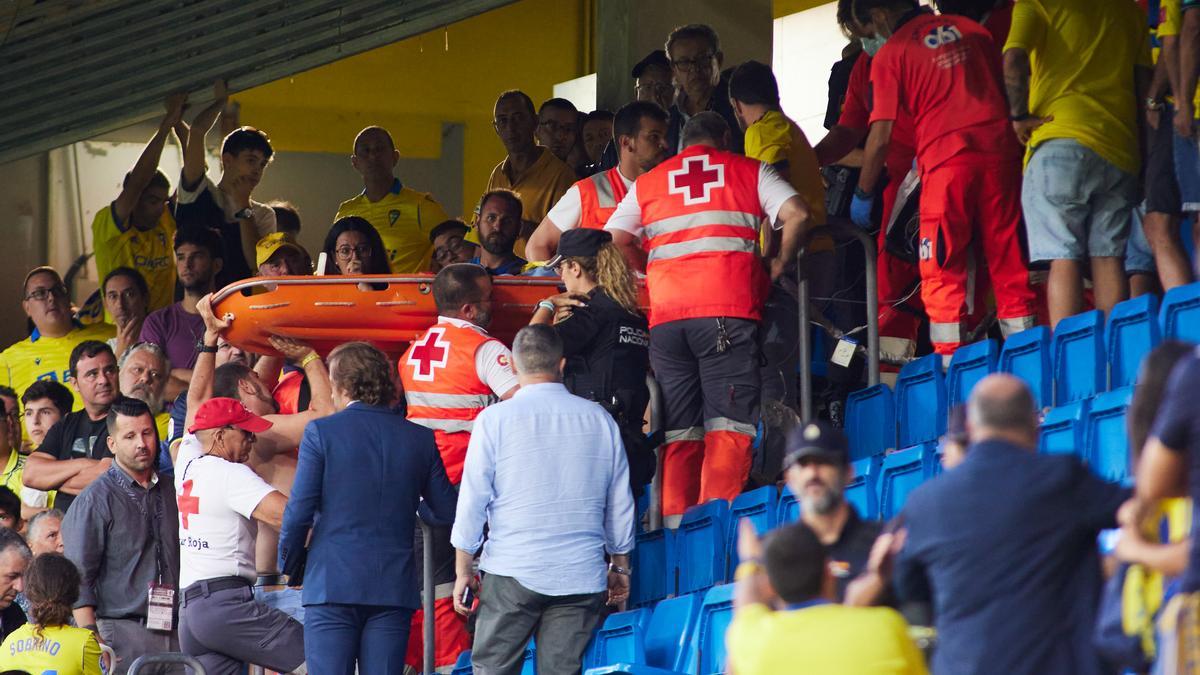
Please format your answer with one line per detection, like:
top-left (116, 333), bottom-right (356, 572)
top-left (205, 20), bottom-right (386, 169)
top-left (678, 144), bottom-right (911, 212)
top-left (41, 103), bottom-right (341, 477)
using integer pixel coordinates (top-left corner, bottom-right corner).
top-left (554, 288), bottom-right (650, 421)
top-left (39, 410), bottom-right (112, 513)
top-left (827, 507), bottom-right (883, 602)
top-left (1151, 352), bottom-right (1200, 591)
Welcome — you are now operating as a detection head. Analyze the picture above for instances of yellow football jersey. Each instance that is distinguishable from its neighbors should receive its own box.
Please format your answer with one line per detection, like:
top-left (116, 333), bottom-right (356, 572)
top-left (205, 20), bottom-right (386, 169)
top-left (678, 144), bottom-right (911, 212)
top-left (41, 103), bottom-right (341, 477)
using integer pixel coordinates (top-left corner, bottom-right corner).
top-left (0, 623), bottom-right (102, 675)
top-left (335, 179), bottom-right (450, 274)
top-left (91, 204), bottom-right (177, 314)
top-left (0, 322), bottom-right (116, 412)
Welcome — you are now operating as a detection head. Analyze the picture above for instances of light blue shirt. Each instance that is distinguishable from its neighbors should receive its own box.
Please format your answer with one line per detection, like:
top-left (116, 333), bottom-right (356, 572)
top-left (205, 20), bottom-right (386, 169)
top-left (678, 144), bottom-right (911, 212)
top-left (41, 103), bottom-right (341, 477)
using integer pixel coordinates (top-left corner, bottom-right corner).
top-left (450, 382), bottom-right (636, 596)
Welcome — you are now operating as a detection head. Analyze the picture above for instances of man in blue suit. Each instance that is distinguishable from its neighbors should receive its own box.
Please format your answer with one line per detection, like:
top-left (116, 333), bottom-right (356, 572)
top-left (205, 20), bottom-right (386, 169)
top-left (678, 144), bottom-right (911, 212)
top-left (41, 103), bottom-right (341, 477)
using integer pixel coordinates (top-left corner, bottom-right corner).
top-left (279, 341), bottom-right (458, 675)
top-left (888, 374), bottom-right (1128, 675)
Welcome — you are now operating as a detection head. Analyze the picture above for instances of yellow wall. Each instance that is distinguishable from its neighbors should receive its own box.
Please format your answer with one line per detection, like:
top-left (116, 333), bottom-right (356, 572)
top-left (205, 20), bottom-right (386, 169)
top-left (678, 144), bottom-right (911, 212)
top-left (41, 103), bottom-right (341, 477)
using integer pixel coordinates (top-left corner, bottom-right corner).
top-left (236, 0), bottom-right (589, 217)
top-left (774, 0), bottom-right (836, 18)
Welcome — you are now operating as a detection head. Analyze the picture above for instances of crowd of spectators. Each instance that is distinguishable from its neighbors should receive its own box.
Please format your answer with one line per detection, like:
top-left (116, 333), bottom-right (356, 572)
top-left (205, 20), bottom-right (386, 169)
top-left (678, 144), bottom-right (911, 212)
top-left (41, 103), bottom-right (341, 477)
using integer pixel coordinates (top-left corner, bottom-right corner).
top-left (0, 0), bottom-right (1195, 672)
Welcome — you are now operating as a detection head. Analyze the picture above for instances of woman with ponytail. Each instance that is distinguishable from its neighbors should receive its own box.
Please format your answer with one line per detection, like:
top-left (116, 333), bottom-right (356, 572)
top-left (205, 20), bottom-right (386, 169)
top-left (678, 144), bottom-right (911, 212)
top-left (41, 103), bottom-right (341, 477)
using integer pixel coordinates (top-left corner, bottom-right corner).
top-left (0, 553), bottom-right (102, 675)
top-left (531, 228), bottom-right (656, 495)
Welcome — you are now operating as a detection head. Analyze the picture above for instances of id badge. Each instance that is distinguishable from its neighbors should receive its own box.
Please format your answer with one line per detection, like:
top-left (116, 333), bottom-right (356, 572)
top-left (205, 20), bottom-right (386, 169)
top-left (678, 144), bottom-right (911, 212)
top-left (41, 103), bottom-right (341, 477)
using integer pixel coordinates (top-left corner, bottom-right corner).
top-left (831, 338), bottom-right (858, 368)
top-left (147, 583), bottom-right (175, 632)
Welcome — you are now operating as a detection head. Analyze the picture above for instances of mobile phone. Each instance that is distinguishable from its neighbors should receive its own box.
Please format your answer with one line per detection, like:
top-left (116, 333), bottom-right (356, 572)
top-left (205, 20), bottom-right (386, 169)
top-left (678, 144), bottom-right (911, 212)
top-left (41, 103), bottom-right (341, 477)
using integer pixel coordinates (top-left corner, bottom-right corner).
top-left (461, 584), bottom-right (476, 609)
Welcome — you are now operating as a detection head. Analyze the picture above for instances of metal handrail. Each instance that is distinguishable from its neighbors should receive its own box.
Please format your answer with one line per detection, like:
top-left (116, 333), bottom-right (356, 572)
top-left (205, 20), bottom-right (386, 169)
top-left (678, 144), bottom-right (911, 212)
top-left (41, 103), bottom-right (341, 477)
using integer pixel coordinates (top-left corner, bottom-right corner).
top-left (420, 519), bottom-right (435, 675)
top-left (797, 222), bottom-right (880, 422)
top-left (128, 652), bottom-right (206, 675)
top-left (646, 374), bottom-right (665, 531)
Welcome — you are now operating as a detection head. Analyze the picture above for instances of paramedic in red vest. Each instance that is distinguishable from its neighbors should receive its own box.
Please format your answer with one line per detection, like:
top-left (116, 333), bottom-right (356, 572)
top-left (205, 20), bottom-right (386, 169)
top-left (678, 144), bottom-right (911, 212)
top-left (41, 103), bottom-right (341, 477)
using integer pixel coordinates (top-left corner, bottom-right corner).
top-left (397, 262), bottom-right (519, 670)
top-left (525, 101), bottom-right (671, 261)
top-left (853, 0), bottom-right (1037, 358)
top-left (606, 112), bottom-right (813, 524)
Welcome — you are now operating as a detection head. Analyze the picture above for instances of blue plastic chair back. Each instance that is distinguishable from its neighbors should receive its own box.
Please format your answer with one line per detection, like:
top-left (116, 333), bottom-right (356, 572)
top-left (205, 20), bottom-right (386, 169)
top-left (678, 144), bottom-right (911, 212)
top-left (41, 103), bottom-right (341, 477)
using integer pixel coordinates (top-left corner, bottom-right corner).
top-left (1161, 281), bottom-right (1200, 343)
top-left (630, 527), bottom-right (675, 607)
top-left (644, 593), bottom-right (703, 671)
top-left (845, 384), bottom-right (896, 460)
top-left (521, 640), bottom-right (536, 675)
top-left (1108, 295), bottom-right (1161, 388)
top-left (999, 326), bottom-right (1053, 409)
top-left (1052, 310), bottom-right (1107, 405)
top-left (1039, 400), bottom-right (1089, 458)
top-left (683, 584), bottom-right (736, 675)
top-left (1087, 387), bottom-right (1134, 484)
top-left (879, 444), bottom-right (934, 519)
top-left (946, 339), bottom-right (999, 406)
top-left (677, 500), bottom-right (731, 595)
top-left (727, 486), bottom-right (778, 577)
top-left (452, 650), bottom-right (472, 675)
top-left (846, 455), bottom-right (882, 519)
top-left (583, 608), bottom-right (652, 670)
top-left (777, 490), bottom-right (800, 525)
top-left (895, 354), bottom-right (947, 447)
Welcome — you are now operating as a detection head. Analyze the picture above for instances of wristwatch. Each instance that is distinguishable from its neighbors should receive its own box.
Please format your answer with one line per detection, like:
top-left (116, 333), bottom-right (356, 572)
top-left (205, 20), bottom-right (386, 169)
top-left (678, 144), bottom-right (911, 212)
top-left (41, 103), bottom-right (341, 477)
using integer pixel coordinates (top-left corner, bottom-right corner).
top-left (233, 207), bottom-right (254, 220)
top-left (608, 564), bottom-right (632, 576)
top-left (196, 340), bottom-right (218, 354)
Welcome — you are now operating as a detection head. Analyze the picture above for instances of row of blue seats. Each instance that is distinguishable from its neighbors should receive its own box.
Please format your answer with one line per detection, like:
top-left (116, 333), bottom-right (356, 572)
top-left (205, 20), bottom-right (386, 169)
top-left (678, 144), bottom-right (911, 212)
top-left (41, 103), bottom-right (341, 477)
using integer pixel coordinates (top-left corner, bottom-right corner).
top-left (451, 585), bottom-right (736, 675)
top-left (845, 286), bottom-right (1200, 460)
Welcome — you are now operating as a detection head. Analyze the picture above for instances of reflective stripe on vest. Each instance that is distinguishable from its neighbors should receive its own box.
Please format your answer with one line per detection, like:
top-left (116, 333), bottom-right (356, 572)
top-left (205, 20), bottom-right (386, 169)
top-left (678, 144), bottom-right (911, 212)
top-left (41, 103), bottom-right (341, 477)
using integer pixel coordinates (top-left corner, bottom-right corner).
top-left (409, 418), bottom-right (476, 433)
top-left (648, 236), bottom-right (758, 264)
top-left (404, 392), bottom-right (494, 409)
top-left (643, 210), bottom-right (760, 240)
top-left (578, 167), bottom-right (628, 230)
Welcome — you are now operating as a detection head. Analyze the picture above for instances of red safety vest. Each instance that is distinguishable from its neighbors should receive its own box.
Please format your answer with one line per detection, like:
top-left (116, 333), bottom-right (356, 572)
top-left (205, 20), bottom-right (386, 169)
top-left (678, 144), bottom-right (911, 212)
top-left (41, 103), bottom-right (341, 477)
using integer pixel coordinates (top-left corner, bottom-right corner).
top-left (398, 320), bottom-right (498, 484)
top-left (577, 167), bottom-right (628, 230)
top-left (635, 144), bottom-right (769, 327)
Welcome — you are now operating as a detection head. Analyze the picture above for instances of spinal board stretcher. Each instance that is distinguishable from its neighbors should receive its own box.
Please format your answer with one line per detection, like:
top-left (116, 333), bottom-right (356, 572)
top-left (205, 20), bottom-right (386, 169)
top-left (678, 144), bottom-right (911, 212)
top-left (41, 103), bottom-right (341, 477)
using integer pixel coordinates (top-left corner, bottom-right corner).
top-left (210, 274), bottom-right (648, 357)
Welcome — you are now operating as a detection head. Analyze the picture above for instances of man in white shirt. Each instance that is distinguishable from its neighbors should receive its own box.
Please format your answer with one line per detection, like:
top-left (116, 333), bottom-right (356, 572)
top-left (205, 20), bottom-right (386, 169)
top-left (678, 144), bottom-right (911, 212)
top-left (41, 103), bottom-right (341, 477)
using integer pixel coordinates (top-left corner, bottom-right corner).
top-left (525, 101), bottom-right (671, 262)
top-left (174, 397), bottom-right (304, 675)
top-left (451, 324), bottom-right (635, 675)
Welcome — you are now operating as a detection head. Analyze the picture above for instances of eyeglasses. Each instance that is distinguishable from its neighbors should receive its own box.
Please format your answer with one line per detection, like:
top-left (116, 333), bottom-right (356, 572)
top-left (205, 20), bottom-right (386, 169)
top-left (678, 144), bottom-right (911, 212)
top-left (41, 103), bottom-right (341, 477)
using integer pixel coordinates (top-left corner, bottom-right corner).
top-left (335, 245), bottom-right (373, 260)
top-left (538, 121), bottom-right (576, 136)
top-left (25, 285), bottom-right (67, 302)
top-left (671, 54), bottom-right (715, 72)
top-left (434, 237), bottom-right (469, 264)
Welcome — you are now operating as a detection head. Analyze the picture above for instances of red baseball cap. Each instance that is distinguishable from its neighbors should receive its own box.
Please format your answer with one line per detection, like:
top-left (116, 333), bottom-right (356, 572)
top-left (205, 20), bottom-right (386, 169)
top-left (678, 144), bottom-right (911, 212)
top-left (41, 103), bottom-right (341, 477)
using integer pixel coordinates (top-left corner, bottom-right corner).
top-left (188, 397), bottom-right (274, 435)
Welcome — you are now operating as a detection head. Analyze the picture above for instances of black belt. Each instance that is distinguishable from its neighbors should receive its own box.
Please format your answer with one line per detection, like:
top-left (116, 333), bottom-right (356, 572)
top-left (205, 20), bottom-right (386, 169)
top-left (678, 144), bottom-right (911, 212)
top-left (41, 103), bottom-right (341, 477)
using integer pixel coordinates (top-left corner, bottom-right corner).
top-left (183, 576), bottom-right (251, 602)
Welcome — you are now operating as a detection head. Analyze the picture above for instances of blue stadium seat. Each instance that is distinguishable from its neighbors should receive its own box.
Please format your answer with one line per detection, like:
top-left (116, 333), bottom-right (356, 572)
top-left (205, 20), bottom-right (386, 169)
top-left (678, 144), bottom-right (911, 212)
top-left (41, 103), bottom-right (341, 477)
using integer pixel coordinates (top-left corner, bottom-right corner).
top-left (1052, 310), bottom-right (1107, 405)
top-left (878, 444), bottom-right (935, 520)
top-left (677, 500), bottom-right (731, 595)
top-left (522, 641), bottom-right (536, 675)
top-left (585, 593), bottom-right (703, 675)
top-left (846, 455), bottom-right (882, 519)
top-left (452, 650), bottom-right (472, 675)
top-left (895, 354), bottom-right (947, 447)
top-left (1108, 295), bottom-right (1161, 388)
top-left (682, 584), bottom-right (736, 675)
top-left (1086, 387), bottom-right (1135, 484)
top-left (726, 486), bottom-right (778, 577)
top-left (999, 326), bottom-right (1053, 409)
top-left (583, 608), bottom-right (652, 672)
top-left (845, 384), bottom-right (896, 460)
top-left (1039, 400), bottom-right (1089, 459)
top-left (946, 339), bottom-right (999, 406)
top-left (1161, 281), bottom-right (1200, 343)
top-left (777, 490), bottom-right (799, 525)
top-left (630, 528), bottom-right (676, 607)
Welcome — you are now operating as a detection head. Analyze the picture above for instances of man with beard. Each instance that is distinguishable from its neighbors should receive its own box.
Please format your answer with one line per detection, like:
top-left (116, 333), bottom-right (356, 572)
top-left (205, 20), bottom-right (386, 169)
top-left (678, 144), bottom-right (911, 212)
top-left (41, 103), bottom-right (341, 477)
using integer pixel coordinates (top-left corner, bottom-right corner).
top-left (62, 397), bottom-right (181, 674)
top-left (664, 24), bottom-right (743, 156)
top-left (118, 342), bottom-right (171, 442)
top-left (0, 529), bottom-right (30, 642)
top-left (782, 421), bottom-right (882, 601)
top-left (141, 228), bottom-right (223, 396)
top-left (398, 263), bottom-right (519, 672)
top-left (23, 342), bottom-right (120, 514)
top-left (469, 190), bottom-right (527, 276)
top-left (526, 101), bottom-right (670, 262)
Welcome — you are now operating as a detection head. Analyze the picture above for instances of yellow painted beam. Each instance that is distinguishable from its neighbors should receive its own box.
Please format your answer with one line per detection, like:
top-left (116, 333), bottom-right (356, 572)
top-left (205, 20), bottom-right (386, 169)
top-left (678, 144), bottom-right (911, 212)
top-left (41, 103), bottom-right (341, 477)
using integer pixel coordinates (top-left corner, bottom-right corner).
top-left (774, 0), bottom-right (834, 19)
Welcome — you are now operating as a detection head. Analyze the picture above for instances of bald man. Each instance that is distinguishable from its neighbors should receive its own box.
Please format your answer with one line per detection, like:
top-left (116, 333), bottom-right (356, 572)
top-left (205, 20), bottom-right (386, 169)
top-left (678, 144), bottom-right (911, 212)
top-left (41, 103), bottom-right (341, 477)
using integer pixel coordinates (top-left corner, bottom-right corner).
top-left (334, 126), bottom-right (450, 273)
top-left (875, 375), bottom-right (1127, 675)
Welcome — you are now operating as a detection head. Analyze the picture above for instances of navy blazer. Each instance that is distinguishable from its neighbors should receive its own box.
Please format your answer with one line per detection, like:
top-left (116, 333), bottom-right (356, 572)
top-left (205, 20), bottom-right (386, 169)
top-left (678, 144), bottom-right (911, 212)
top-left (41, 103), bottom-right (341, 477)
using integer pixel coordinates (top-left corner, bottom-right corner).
top-left (895, 439), bottom-right (1128, 675)
top-left (278, 403), bottom-right (457, 608)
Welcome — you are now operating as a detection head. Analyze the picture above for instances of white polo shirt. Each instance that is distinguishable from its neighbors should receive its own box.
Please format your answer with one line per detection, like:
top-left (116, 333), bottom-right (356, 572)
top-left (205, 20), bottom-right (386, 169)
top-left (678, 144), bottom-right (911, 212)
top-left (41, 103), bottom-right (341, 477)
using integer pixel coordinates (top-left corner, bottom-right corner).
top-left (174, 433), bottom-right (275, 589)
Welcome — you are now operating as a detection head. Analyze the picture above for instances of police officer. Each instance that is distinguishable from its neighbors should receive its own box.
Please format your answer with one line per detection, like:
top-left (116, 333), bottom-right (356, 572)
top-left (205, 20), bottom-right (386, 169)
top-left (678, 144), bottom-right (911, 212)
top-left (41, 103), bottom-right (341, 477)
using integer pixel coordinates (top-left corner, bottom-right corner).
top-left (532, 228), bottom-right (655, 494)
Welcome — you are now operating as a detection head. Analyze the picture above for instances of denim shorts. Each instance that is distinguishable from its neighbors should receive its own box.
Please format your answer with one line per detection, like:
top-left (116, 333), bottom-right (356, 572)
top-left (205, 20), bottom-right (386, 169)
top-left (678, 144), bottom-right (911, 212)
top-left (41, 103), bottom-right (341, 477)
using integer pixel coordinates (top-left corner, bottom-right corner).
top-left (1126, 203), bottom-right (1156, 274)
top-left (1023, 138), bottom-right (1138, 261)
top-left (1174, 131), bottom-right (1200, 212)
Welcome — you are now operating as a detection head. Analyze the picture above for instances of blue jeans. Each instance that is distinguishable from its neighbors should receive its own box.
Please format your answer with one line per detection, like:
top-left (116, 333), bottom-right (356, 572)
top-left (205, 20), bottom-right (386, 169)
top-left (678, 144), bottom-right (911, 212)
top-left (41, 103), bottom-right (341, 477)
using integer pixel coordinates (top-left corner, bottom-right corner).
top-left (253, 585), bottom-right (305, 624)
top-left (1174, 131), bottom-right (1200, 212)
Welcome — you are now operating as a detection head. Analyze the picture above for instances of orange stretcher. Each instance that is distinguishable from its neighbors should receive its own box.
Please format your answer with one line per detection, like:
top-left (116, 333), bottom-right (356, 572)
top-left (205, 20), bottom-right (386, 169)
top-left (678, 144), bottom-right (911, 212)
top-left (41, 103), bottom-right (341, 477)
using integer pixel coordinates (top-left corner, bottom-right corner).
top-left (211, 274), bottom-right (643, 357)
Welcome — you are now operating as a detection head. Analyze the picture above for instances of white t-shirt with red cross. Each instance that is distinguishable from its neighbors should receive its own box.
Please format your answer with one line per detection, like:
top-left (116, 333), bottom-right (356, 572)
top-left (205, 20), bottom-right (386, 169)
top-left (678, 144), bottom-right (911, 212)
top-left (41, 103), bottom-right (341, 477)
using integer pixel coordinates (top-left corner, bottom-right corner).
top-left (174, 433), bottom-right (275, 589)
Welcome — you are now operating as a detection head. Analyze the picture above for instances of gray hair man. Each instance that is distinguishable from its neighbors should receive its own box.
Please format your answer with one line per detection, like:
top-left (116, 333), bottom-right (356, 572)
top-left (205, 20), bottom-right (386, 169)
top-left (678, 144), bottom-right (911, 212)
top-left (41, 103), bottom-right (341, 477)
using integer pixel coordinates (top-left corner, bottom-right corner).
top-left (0, 527), bottom-right (31, 642)
top-left (451, 325), bottom-right (635, 675)
top-left (119, 342), bottom-right (170, 414)
top-left (26, 508), bottom-right (64, 556)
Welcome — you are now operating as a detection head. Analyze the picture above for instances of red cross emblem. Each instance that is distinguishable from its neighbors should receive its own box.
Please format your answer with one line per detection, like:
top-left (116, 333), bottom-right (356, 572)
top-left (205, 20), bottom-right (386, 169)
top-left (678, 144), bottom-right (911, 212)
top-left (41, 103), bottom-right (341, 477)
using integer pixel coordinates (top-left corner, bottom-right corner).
top-left (178, 479), bottom-right (200, 530)
top-left (407, 327), bottom-right (451, 382)
top-left (668, 155), bottom-right (725, 205)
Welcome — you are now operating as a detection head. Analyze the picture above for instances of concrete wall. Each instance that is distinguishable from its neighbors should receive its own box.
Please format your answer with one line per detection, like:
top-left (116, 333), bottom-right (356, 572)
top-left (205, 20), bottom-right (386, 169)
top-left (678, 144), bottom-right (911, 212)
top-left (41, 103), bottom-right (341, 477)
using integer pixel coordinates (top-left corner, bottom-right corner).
top-left (0, 155), bottom-right (47, 347)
